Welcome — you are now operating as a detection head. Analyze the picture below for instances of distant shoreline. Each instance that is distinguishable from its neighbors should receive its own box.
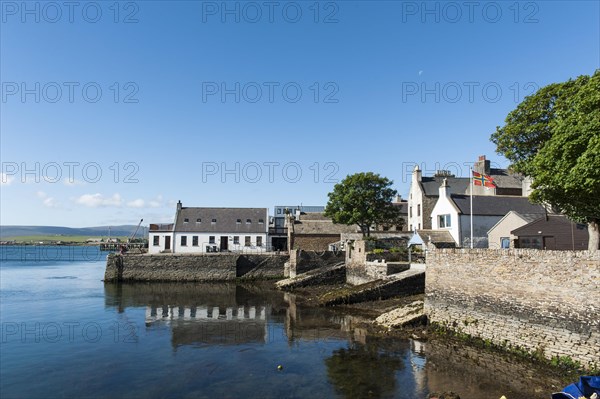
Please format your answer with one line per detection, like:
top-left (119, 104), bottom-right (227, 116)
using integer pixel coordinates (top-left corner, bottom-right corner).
top-left (0, 242), bottom-right (102, 246)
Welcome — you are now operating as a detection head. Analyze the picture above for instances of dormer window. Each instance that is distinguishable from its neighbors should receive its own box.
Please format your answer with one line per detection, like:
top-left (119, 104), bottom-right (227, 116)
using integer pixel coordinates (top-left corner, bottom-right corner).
top-left (196, 219), bottom-right (201, 223)
top-left (211, 219), bottom-right (217, 224)
top-left (258, 219), bottom-right (264, 224)
top-left (246, 219), bottom-right (251, 224)
top-left (236, 219), bottom-right (241, 224)
top-left (184, 218), bottom-right (189, 223)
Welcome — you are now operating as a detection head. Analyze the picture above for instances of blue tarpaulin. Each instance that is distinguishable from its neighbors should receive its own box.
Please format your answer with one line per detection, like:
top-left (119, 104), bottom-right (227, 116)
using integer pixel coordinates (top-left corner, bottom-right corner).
top-left (551, 376), bottom-right (600, 399)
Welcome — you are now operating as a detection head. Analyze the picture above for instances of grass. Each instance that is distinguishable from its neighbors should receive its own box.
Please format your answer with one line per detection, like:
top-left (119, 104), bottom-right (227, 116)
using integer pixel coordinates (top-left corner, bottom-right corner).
top-left (3, 235), bottom-right (129, 243)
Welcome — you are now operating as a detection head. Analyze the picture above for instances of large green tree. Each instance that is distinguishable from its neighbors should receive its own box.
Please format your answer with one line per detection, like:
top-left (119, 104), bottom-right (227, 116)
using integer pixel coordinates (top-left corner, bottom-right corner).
top-left (324, 172), bottom-right (402, 237)
top-left (491, 70), bottom-right (600, 251)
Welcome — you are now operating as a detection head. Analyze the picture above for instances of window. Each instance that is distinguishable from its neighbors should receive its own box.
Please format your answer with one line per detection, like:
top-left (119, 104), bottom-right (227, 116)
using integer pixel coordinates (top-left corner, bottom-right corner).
top-left (520, 237), bottom-right (542, 249)
top-left (153, 236), bottom-right (159, 246)
top-left (209, 236), bottom-right (215, 244)
top-left (258, 219), bottom-right (264, 224)
top-left (409, 206), bottom-right (413, 218)
top-left (246, 219), bottom-right (251, 224)
top-left (409, 224), bottom-right (412, 231)
top-left (277, 209), bottom-right (282, 214)
top-left (192, 236), bottom-right (198, 246)
top-left (245, 236), bottom-right (251, 246)
top-left (211, 219), bottom-right (217, 224)
top-left (233, 236), bottom-right (240, 245)
top-left (236, 219), bottom-right (241, 224)
top-left (438, 214), bottom-right (451, 228)
top-left (501, 237), bottom-right (510, 249)
top-left (196, 218), bottom-right (201, 223)
top-left (181, 236), bottom-right (187, 246)
top-left (184, 218), bottom-right (189, 223)
top-left (417, 204), bottom-right (421, 217)
top-left (256, 236), bottom-right (262, 246)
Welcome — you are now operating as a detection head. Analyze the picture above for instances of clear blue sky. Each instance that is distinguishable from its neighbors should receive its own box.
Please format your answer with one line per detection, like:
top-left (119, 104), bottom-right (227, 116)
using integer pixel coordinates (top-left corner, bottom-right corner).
top-left (1, 1), bottom-right (598, 227)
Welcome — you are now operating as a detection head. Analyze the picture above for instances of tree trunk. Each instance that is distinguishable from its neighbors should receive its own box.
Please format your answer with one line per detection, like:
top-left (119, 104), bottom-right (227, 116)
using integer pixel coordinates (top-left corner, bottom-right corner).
top-left (589, 219), bottom-right (600, 251)
top-left (359, 225), bottom-right (367, 238)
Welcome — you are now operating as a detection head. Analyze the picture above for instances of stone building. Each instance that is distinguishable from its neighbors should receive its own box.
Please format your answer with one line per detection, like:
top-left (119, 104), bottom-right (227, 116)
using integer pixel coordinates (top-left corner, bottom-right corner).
top-left (270, 205), bottom-right (325, 251)
top-left (287, 212), bottom-right (358, 251)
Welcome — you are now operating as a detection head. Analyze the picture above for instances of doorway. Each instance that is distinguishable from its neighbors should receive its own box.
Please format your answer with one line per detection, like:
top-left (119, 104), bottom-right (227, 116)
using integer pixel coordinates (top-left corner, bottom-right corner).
top-left (165, 236), bottom-right (171, 250)
top-left (220, 236), bottom-right (228, 251)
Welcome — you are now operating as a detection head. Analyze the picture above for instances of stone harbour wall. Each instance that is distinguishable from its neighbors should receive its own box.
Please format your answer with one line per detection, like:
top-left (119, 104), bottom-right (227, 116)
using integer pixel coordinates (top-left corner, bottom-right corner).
top-left (289, 249), bottom-right (345, 278)
top-left (104, 253), bottom-right (288, 282)
top-left (424, 248), bottom-right (600, 368)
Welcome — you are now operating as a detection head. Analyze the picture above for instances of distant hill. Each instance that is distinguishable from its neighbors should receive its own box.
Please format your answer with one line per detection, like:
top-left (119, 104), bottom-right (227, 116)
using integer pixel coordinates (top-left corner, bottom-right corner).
top-left (0, 225), bottom-right (144, 239)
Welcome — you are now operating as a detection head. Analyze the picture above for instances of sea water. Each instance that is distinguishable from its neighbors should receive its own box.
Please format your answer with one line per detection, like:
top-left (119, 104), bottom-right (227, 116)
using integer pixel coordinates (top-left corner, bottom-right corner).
top-left (0, 246), bottom-right (563, 398)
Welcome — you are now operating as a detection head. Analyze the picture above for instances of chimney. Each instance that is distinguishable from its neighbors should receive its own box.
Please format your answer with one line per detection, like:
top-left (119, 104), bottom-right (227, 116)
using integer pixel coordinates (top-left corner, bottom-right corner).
top-left (439, 178), bottom-right (450, 198)
top-left (394, 194), bottom-right (402, 203)
top-left (177, 200), bottom-right (182, 211)
top-left (413, 165), bottom-right (422, 182)
top-left (474, 155), bottom-right (491, 175)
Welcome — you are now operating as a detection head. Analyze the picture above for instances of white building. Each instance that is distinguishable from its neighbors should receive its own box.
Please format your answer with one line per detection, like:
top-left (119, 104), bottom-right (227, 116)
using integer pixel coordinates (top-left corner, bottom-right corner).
top-left (408, 166), bottom-right (469, 231)
top-left (148, 201), bottom-right (268, 254)
top-left (407, 155), bottom-right (525, 231)
top-left (430, 179), bottom-right (544, 248)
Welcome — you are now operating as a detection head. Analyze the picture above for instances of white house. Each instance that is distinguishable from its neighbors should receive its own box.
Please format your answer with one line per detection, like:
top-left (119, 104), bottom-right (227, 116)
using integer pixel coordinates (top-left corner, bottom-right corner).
top-left (148, 201), bottom-right (268, 254)
top-left (430, 179), bottom-right (545, 248)
top-left (408, 166), bottom-right (469, 231)
top-left (407, 155), bottom-right (525, 231)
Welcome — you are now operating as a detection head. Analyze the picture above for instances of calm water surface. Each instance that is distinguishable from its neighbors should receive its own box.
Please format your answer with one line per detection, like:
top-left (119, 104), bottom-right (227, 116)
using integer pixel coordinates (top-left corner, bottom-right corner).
top-left (1, 246), bottom-right (563, 399)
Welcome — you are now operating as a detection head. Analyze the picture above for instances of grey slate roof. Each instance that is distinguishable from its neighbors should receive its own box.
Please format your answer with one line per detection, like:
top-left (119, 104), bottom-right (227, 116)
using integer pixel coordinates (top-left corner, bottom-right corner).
top-left (414, 229), bottom-right (456, 246)
top-left (420, 170), bottom-right (523, 196)
top-left (488, 168), bottom-right (523, 189)
top-left (393, 202), bottom-right (409, 215)
top-left (451, 195), bottom-right (545, 216)
top-left (420, 177), bottom-right (470, 196)
top-left (174, 208), bottom-right (268, 233)
top-left (510, 214), bottom-right (585, 235)
top-left (514, 212), bottom-right (546, 223)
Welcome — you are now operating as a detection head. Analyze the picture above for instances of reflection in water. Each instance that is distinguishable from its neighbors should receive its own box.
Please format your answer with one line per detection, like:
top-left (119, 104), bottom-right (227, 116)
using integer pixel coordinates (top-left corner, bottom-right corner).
top-left (146, 304), bottom-right (269, 347)
top-left (105, 283), bottom-right (372, 350)
top-left (283, 292), bottom-right (369, 345)
top-left (326, 343), bottom-right (404, 399)
top-left (105, 282), bottom-right (284, 348)
top-left (103, 282), bottom-right (564, 399)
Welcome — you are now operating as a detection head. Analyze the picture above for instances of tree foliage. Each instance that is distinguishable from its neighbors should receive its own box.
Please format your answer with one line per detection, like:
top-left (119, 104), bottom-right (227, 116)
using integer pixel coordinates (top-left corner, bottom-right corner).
top-left (324, 172), bottom-right (403, 237)
top-left (490, 75), bottom-right (590, 175)
top-left (491, 70), bottom-right (600, 250)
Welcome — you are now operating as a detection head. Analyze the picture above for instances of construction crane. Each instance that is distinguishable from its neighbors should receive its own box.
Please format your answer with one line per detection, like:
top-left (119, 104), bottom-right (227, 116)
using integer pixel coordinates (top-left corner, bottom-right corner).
top-left (129, 219), bottom-right (144, 242)
top-left (119, 219), bottom-right (145, 254)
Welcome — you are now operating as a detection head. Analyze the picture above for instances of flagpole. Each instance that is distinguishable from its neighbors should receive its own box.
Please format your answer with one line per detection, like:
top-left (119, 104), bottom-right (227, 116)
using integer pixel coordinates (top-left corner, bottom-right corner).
top-left (470, 167), bottom-right (473, 249)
